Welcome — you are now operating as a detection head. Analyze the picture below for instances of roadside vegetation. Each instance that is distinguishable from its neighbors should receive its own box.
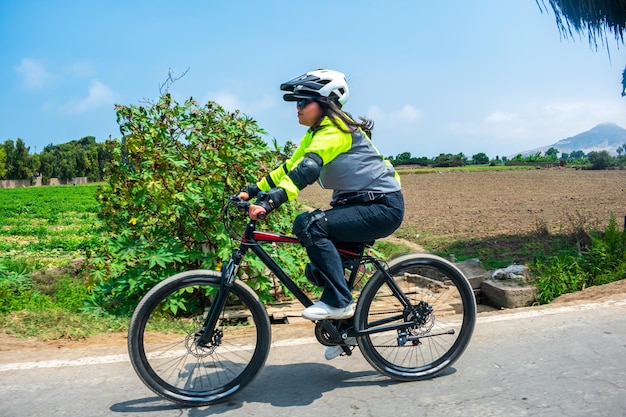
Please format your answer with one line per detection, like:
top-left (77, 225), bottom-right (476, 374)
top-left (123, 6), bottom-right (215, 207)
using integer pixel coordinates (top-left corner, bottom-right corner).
top-left (416, 212), bottom-right (626, 304)
top-left (2, 171), bottom-right (625, 340)
top-left (1, 94), bottom-right (625, 341)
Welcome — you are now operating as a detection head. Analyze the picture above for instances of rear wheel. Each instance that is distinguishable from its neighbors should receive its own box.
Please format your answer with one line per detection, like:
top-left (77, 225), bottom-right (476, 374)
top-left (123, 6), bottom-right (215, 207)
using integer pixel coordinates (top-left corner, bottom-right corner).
top-left (127, 270), bottom-right (271, 406)
top-left (355, 254), bottom-right (476, 381)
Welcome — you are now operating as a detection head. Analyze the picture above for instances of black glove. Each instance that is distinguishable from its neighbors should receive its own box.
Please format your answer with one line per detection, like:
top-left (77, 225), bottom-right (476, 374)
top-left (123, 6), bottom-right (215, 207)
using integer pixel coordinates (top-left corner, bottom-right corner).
top-left (240, 184), bottom-right (260, 200)
top-left (255, 187), bottom-right (288, 215)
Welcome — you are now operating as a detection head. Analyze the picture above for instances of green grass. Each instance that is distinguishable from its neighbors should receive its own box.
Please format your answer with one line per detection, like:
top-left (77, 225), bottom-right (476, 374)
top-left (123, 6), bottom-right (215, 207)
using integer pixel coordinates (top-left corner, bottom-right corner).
top-left (0, 309), bottom-right (128, 340)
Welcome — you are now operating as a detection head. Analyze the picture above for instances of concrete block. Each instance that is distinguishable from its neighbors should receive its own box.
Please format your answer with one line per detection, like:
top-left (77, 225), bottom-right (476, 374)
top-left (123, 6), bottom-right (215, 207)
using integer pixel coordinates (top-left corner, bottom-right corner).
top-left (454, 258), bottom-right (487, 290)
top-left (481, 279), bottom-right (538, 309)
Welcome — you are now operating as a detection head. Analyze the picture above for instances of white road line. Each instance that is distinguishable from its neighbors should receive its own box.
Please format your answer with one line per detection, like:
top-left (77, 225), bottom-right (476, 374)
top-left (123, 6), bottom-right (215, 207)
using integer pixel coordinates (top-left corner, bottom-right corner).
top-left (477, 299), bottom-right (626, 324)
top-left (0, 337), bottom-right (319, 372)
top-left (0, 353), bottom-right (130, 371)
top-left (1, 299), bottom-right (623, 372)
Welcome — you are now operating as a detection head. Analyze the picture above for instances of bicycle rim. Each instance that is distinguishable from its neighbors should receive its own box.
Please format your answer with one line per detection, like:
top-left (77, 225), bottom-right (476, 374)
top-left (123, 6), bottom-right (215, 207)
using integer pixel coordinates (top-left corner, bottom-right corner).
top-left (127, 270), bottom-right (271, 406)
top-left (355, 254), bottom-right (476, 381)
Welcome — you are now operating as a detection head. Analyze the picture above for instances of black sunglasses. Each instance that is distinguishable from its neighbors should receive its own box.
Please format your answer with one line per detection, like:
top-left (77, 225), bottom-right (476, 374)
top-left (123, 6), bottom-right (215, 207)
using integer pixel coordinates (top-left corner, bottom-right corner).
top-left (296, 98), bottom-right (313, 109)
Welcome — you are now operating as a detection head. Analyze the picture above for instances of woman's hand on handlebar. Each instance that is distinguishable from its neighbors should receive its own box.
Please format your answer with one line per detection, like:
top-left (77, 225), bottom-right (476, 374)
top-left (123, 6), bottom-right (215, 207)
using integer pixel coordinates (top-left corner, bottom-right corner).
top-left (248, 204), bottom-right (267, 220)
top-left (228, 192), bottom-right (267, 220)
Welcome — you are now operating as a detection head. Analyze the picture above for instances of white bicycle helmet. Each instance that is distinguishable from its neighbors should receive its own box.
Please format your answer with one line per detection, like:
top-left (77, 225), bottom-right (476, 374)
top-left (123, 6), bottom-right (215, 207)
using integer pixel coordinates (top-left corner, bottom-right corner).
top-left (280, 69), bottom-right (349, 106)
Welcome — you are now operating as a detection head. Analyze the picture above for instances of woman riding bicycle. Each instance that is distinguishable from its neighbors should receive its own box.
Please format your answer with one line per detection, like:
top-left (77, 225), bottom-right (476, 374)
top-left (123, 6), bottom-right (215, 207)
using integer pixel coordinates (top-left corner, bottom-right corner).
top-left (241, 69), bottom-right (404, 335)
top-left (127, 70), bottom-right (475, 404)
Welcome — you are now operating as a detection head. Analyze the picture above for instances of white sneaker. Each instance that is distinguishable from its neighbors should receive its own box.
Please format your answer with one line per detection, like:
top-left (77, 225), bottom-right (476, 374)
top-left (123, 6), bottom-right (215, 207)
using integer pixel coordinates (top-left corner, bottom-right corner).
top-left (301, 301), bottom-right (355, 321)
top-left (325, 337), bottom-right (357, 360)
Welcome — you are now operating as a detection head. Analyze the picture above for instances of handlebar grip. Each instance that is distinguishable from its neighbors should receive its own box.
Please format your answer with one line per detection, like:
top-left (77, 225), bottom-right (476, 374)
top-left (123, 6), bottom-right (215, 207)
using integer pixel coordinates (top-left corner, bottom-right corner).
top-left (257, 212), bottom-right (266, 220)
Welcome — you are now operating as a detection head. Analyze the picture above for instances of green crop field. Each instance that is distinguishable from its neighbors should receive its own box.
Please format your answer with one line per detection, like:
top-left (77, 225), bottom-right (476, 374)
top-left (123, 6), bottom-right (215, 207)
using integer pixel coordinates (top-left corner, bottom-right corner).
top-left (0, 183), bottom-right (102, 268)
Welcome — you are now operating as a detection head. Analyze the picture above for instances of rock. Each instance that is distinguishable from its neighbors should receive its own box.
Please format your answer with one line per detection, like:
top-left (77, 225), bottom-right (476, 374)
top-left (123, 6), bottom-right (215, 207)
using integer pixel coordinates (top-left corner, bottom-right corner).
top-left (481, 264), bottom-right (537, 308)
top-left (67, 258), bottom-right (87, 273)
top-left (492, 264), bottom-right (531, 282)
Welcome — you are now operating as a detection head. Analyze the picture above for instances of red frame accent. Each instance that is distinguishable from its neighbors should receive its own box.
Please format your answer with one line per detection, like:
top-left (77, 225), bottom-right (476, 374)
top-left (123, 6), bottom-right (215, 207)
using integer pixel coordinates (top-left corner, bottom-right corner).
top-left (252, 231), bottom-right (301, 244)
top-left (249, 231), bottom-right (362, 257)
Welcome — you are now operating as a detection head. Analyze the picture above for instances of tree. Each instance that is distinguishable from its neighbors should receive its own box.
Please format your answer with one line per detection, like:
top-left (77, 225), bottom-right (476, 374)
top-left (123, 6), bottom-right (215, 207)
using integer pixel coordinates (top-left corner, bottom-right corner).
top-left (452, 152), bottom-right (467, 167)
top-left (545, 147), bottom-right (559, 159)
top-left (37, 136), bottom-right (110, 183)
top-left (0, 147), bottom-right (6, 179)
top-left (472, 152), bottom-right (490, 165)
top-left (588, 150), bottom-right (613, 169)
top-left (537, 0), bottom-right (626, 95)
top-left (433, 153), bottom-right (453, 167)
top-left (3, 138), bottom-right (33, 180)
top-left (394, 152), bottom-right (412, 164)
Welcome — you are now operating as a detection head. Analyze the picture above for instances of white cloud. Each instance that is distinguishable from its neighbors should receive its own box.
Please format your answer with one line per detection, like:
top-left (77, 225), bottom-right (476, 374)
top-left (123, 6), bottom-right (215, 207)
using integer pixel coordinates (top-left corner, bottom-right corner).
top-left (485, 111), bottom-right (519, 123)
top-left (204, 91), bottom-right (241, 111)
top-left (61, 80), bottom-right (118, 113)
top-left (447, 99), bottom-right (626, 148)
top-left (366, 104), bottom-right (423, 129)
top-left (15, 58), bottom-right (53, 90)
top-left (67, 61), bottom-right (95, 78)
top-left (200, 90), bottom-right (280, 115)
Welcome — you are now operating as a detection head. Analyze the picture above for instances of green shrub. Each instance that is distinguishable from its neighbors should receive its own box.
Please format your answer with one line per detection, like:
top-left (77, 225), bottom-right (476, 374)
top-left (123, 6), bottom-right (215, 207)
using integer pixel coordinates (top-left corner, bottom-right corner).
top-left (532, 253), bottom-right (589, 303)
top-left (532, 214), bottom-right (626, 303)
top-left (51, 276), bottom-right (91, 313)
top-left (90, 94), bottom-right (306, 315)
top-left (0, 278), bottom-right (54, 313)
top-left (0, 255), bottom-right (92, 314)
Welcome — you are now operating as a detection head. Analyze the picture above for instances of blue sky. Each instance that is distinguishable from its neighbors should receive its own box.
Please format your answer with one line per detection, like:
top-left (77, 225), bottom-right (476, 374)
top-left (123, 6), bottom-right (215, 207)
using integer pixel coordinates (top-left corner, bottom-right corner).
top-left (2, 0), bottom-right (625, 159)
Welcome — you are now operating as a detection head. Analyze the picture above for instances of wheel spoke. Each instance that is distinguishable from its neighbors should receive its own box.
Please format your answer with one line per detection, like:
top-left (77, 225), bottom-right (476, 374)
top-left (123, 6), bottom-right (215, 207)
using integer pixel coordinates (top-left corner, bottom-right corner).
top-left (355, 254), bottom-right (476, 380)
top-left (128, 271), bottom-right (271, 406)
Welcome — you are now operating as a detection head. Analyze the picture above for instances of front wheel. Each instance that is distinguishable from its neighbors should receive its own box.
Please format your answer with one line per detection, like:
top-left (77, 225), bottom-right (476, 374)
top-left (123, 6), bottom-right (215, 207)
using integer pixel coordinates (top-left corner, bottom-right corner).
top-left (127, 270), bottom-right (271, 406)
top-left (355, 254), bottom-right (476, 381)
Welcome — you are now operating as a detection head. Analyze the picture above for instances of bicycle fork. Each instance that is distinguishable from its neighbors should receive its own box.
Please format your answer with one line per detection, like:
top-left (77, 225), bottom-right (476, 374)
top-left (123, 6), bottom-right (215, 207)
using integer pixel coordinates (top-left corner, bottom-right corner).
top-left (195, 248), bottom-right (243, 347)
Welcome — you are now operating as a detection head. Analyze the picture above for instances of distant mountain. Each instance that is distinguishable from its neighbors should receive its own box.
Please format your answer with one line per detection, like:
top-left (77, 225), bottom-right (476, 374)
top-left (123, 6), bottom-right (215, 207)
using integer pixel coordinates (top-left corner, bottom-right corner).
top-left (512, 123), bottom-right (626, 158)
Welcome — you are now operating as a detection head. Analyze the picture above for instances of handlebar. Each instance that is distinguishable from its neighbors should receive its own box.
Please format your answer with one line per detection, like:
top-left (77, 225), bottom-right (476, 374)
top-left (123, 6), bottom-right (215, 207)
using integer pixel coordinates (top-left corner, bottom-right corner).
top-left (228, 195), bottom-right (266, 220)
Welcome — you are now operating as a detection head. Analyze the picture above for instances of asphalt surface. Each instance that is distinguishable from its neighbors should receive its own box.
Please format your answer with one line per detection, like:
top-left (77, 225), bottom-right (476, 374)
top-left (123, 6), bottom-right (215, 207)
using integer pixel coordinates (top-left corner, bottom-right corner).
top-left (1, 296), bottom-right (625, 417)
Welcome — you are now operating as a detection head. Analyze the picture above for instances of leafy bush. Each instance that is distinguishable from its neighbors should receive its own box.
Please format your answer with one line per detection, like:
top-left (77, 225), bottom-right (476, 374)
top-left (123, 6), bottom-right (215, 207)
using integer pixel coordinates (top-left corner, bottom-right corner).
top-left (588, 150), bottom-right (613, 170)
top-left (0, 257), bottom-right (90, 313)
top-left (89, 94), bottom-right (306, 315)
top-left (51, 276), bottom-right (91, 312)
top-left (532, 214), bottom-right (626, 303)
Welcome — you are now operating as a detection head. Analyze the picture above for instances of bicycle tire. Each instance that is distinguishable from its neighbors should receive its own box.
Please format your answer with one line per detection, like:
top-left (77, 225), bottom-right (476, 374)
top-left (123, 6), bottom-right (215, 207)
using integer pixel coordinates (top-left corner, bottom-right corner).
top-left (355, 253), bottom-right (476, 381)
top-left (127, 270), bottom-right (271, 406)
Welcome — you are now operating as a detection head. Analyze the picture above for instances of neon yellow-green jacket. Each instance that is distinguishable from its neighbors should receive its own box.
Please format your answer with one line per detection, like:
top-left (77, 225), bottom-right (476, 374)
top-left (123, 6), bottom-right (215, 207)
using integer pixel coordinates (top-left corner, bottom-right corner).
top-left (258, 116), bottom-right (401, 202)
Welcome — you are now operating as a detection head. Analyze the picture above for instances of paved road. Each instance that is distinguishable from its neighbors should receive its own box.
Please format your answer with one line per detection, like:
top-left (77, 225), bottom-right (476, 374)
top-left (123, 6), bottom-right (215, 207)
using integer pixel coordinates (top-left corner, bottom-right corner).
top-left (1, 297), bottom-right (625, 417)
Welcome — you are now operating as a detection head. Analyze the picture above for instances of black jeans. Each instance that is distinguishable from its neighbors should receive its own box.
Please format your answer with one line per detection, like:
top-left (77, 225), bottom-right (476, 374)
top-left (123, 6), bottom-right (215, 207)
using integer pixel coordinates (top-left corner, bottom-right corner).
top-left (296, 191), bottom-right (404, 308)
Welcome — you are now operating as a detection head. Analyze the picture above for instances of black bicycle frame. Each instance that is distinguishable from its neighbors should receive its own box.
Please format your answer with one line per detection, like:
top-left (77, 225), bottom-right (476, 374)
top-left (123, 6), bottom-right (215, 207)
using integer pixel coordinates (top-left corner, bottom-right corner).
top-left (197, 218), bottom-right (420, 346)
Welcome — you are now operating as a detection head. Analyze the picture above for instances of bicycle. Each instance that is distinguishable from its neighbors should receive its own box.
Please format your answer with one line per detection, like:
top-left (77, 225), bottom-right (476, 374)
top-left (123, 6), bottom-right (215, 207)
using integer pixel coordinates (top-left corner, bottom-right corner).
top-left (127, 195), bottom-right (477, 406)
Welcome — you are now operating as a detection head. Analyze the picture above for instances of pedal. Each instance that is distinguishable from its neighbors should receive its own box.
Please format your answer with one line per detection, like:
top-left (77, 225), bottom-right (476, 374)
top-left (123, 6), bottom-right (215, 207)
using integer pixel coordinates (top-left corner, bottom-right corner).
top-left (318, 320), bottom-right (344, 344)
top-left (340, 344), bottom-right (353, 356)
